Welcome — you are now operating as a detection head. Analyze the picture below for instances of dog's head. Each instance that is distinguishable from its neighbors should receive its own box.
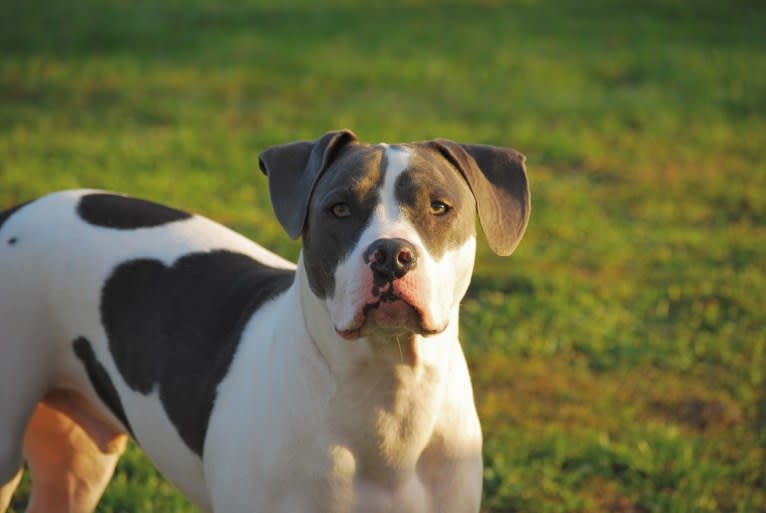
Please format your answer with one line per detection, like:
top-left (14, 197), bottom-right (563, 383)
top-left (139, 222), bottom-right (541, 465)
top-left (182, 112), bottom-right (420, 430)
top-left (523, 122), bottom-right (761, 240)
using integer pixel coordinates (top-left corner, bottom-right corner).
top-left (259, 129), bottom-right (530, 340)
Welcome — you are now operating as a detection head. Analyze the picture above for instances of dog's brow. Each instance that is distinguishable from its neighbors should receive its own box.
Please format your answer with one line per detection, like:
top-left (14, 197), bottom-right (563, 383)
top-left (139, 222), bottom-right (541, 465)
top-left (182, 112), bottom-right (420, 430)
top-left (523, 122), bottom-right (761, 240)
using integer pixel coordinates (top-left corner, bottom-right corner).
top-left (316, 187), bottom-right (351, 205)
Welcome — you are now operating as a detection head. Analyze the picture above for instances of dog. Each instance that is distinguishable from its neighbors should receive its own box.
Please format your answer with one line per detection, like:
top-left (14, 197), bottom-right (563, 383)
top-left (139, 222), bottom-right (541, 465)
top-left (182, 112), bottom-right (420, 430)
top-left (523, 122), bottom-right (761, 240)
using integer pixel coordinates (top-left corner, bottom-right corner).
top-left (0, 129), bottom-right (530, 513)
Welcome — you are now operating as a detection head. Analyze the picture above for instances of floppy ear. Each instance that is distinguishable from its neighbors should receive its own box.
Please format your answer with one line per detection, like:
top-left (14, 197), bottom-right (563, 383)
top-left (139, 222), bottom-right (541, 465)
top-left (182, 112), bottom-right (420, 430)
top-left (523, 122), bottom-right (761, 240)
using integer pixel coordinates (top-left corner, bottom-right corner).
top-left (258, 129), bottom-right (359, 239)
top-left (429, 140), bottom-right (530, 256)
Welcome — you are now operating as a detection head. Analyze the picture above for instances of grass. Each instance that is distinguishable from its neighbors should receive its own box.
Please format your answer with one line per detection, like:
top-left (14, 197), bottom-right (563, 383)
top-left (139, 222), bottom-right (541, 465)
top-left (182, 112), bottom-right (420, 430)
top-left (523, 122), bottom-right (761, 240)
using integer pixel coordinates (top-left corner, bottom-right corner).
top-left (2, 0), bottom-right (765, 511)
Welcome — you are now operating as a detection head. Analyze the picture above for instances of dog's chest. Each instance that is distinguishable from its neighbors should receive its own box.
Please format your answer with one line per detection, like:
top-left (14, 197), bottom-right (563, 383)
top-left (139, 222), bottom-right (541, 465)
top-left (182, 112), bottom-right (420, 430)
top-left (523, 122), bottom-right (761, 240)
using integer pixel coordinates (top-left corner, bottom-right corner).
top-left (280, 442), bottom-right (470, 513)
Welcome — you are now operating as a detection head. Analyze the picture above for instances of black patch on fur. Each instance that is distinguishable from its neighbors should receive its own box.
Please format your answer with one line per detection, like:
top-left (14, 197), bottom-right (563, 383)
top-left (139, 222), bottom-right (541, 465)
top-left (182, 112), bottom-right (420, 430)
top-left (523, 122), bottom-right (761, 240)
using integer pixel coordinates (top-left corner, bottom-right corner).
top-left (0, 201), bottom-right (32, 232)
top-left (302, 146), bottom-right (385, 298)
top-left (78, 193), bottom-right (192, 229)
top-left (362, 282), bottom-right (399, 315)
top-left (72, 336), bottom-right (135, 437)
top-left (8, 237), bottom-right (17, 245)
top-left (100, 250), bottom-right (294, 456)
top-left (395, 149), bottom-right (476, 259)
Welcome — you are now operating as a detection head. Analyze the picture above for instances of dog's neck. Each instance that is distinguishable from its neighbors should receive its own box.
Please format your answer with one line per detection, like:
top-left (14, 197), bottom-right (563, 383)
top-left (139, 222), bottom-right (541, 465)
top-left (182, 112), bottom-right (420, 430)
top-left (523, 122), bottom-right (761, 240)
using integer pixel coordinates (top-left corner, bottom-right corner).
top-left (296, 254), bottom-right (458, 485)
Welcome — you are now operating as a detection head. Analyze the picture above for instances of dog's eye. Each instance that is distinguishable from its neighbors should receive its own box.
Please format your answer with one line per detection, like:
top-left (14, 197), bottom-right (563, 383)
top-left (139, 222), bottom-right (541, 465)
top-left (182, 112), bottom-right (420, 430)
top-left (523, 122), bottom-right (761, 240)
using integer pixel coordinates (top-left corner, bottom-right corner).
top-left (330, 202), bottom-right (352, 218)
top-left (430, 200), bottom-right (450, 216)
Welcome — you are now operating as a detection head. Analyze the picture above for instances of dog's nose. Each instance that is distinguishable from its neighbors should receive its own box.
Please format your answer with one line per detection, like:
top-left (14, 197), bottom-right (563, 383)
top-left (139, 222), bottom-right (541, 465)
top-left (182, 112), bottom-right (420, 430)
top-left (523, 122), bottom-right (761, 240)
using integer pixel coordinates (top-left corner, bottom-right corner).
top-left (365, 238), bottom-right (418, 281)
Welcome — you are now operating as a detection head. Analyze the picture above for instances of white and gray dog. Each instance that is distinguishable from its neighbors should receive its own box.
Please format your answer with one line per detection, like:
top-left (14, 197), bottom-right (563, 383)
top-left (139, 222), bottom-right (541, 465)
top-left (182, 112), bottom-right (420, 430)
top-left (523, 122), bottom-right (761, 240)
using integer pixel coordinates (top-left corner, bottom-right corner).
top-left (0, 130), bottom-right (530, 513)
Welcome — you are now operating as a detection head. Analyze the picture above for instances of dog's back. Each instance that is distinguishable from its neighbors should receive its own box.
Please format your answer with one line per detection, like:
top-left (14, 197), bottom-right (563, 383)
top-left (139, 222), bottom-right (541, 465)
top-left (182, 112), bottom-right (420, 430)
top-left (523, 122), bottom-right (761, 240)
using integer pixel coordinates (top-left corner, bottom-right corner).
top-left (0, 189), bottom-right (294, 511)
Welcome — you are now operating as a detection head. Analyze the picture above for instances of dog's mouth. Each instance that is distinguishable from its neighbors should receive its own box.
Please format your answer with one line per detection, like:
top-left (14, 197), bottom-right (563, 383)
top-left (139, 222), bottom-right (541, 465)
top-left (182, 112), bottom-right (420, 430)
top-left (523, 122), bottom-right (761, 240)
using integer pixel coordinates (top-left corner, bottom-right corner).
top-left (335, 283), bottom-right (447, 340)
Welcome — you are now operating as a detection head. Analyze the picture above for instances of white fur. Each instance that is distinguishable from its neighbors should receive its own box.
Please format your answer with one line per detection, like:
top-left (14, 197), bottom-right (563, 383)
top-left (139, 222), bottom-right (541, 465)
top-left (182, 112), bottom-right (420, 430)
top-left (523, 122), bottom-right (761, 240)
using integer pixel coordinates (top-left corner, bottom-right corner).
top-left (206, 260), bottom-right (481, 512)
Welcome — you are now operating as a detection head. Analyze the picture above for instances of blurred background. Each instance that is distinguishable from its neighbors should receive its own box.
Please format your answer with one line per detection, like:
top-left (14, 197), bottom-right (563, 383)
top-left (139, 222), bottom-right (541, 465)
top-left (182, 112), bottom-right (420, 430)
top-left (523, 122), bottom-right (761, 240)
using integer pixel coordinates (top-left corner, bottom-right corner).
top-left (2, 1), bottom-right (764, 511)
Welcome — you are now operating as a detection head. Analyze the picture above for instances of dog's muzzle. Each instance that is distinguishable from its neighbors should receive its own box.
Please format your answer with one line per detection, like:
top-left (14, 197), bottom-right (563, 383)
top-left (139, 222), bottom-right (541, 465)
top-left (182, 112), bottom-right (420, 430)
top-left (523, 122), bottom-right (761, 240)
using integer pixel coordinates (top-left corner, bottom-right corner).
top-left (332, 238), bottom-right (446, 340)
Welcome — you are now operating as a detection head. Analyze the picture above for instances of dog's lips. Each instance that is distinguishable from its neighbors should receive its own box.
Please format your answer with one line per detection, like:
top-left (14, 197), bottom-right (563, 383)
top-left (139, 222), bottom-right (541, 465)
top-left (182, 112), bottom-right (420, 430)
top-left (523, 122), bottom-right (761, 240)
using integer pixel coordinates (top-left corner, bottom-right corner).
top-left (335, 294), bottom-right (447, 341)
top-left (363, 298), bottom-right (420, 331)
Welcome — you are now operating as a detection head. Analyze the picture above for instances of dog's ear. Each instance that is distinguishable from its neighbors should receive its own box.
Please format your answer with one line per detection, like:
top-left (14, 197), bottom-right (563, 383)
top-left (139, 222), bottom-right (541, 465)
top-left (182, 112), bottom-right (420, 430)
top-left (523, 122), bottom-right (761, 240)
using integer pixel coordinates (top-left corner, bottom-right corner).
top-left (259, 129), bottom-right (359, 239)
top-left (428, 140), bottom-right (530, 256)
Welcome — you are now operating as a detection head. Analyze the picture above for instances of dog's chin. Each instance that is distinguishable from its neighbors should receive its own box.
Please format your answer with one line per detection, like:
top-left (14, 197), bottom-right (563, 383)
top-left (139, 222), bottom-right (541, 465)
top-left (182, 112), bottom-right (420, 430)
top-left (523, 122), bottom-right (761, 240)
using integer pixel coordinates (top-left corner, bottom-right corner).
top-left (335, 300), bottom-right (447, 341)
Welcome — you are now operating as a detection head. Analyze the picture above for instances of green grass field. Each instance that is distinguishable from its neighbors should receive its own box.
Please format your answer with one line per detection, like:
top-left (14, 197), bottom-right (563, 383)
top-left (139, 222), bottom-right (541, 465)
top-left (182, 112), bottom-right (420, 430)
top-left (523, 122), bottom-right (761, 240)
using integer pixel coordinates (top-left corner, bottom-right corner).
top-left (2, 1), bottom-right (765, 511)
